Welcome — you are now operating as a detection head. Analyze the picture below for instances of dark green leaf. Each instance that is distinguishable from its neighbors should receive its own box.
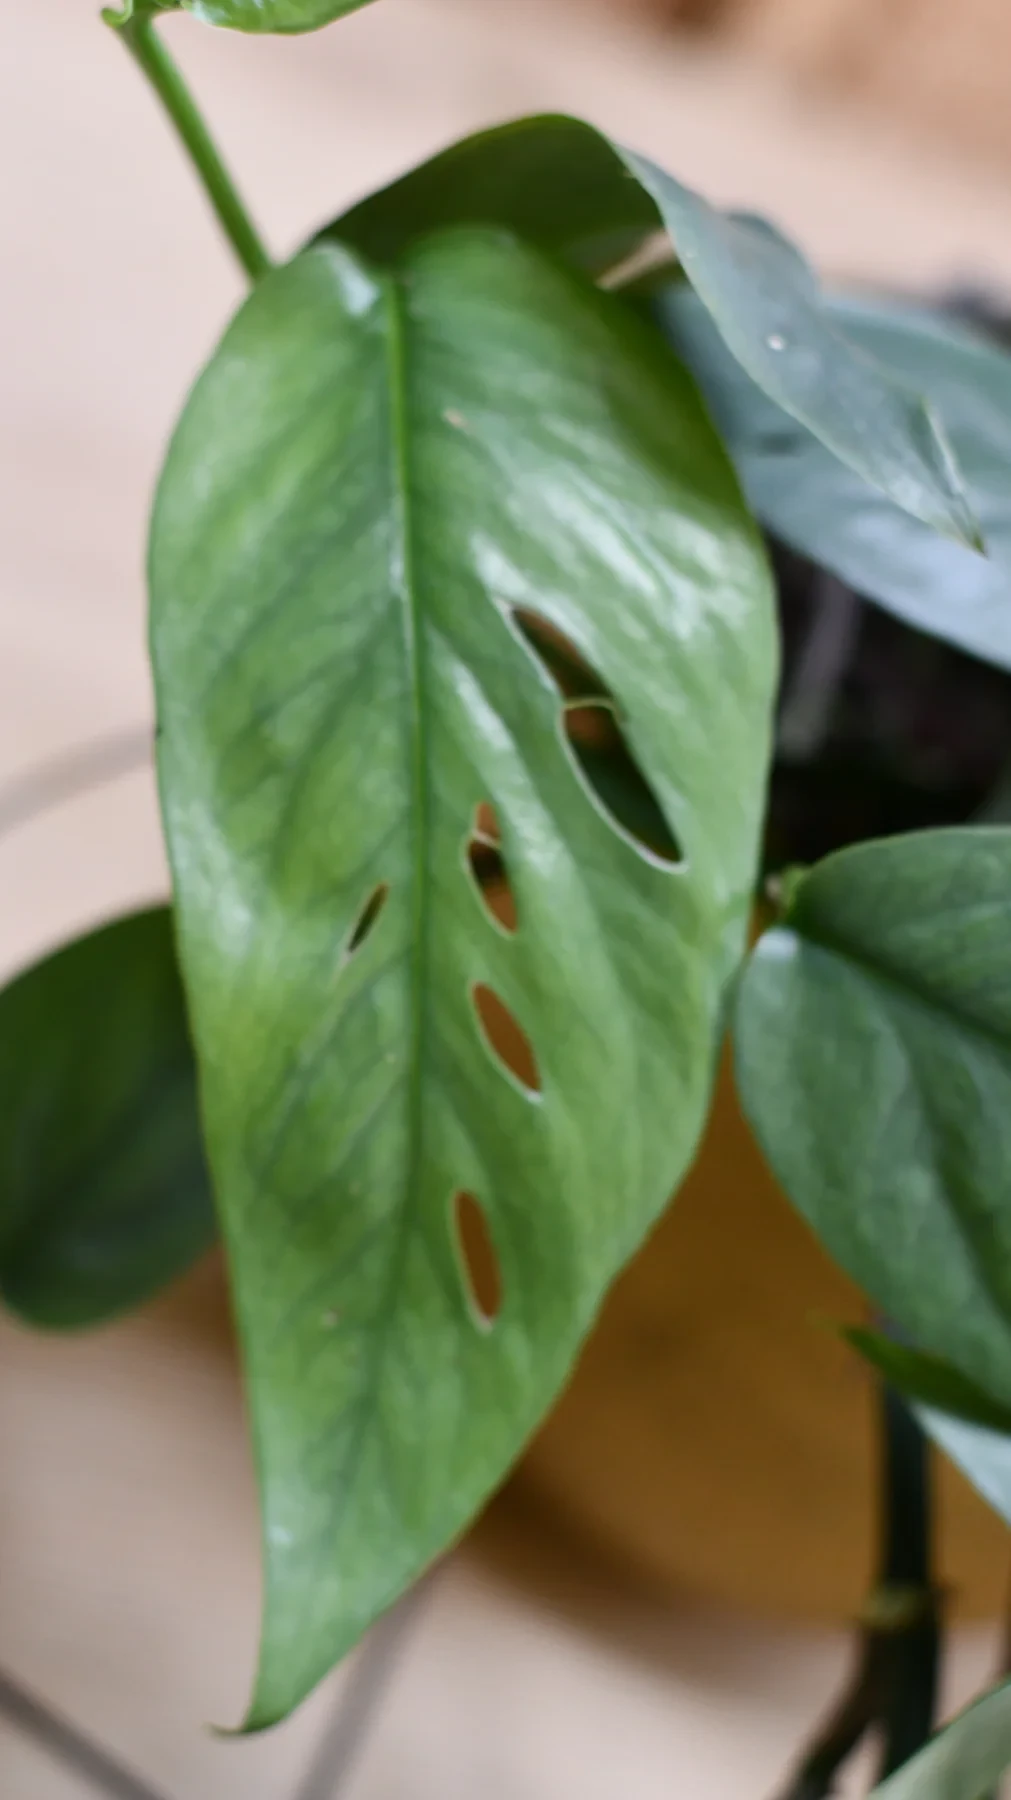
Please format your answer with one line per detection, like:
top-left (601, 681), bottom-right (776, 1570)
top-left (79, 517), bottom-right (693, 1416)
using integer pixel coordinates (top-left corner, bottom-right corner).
top-left (150, 230), bottom-right (777, 1724)
top-left (871, 1680), bottom-right (1011, 1798)
top-left (323, 114), bottom-right (979, 546)
top-left (734, 829), bottom-right (1011, 1411)
top-left (329, 115), bottom-right (661, 280)
top-left (657, 286), bottom-right (1011, 668)
top-left (847, 1329), bottom-right (1011, 1435)
top-left (0, 908), bottom-right (214, 1329)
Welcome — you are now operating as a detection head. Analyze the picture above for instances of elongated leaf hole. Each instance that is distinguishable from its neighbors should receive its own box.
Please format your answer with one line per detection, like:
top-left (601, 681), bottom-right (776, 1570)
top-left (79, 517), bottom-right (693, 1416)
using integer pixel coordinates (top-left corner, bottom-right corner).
top-left (466, 803), bottom-right (517, 934)
top-left (472, 983), bottom-right (541, 1095)
top-left (512, 609), bottom-right (682, 864)
top-left (345, 882), bottom-right (389, 956)
top-left (453, 1191), bottom-right (502, 1327)
top-left (513, 609), bottom-right (608, 700)
top-left (564, 702), bottom-right (682, 866)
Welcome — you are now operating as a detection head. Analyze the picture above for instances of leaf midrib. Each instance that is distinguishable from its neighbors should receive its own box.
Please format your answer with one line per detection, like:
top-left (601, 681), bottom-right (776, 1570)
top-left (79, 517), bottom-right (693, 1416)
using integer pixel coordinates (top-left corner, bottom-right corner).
top-left (327, 269), bottom-right (435, 1481)
top-left (386, 268), bottom-right (432, 1247)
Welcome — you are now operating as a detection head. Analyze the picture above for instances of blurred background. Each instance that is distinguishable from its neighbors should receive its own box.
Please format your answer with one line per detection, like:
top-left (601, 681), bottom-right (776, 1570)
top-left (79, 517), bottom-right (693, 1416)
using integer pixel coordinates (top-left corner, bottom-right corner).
top-left (4, 0), bottom-right (1011, 1794)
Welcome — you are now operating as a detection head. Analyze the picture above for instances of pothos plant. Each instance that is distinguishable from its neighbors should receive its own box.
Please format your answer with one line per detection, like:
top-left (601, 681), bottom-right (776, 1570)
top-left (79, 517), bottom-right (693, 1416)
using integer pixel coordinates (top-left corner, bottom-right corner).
top-left (5, 0), bottom-right (1011, 1790)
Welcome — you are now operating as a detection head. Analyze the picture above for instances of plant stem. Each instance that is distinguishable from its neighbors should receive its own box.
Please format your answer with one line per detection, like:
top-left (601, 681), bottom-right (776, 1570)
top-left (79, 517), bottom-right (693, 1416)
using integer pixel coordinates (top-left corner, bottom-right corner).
top-left (775, 1380), bottom-right (941, 1799)
top-left (109, 10), bottom-right (271, 283)
top-left (876, 1387), bottom-right (942, 1778)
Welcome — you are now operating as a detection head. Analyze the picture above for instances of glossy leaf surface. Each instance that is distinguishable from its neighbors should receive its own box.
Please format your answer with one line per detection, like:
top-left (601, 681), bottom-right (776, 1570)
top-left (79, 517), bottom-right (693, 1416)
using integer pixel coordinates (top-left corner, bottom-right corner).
top-left (151, 230), bottom-right (777, 1723)
top-left (0, 908), bottom-right (214, 1328)
top-left (871, 1681), bottom-right (1011, 1798)
top-left (658, 287), bottom-right (1011, 668)
top-left (325, 114), bottom-right (978, 545)
top-left (735, 830), bottom-right (1011, 1409)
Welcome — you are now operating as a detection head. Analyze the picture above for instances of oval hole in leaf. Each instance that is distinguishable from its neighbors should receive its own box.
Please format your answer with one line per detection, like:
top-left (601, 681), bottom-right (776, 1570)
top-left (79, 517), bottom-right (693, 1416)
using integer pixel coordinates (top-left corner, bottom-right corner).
top-left (466, 803), bottom-right (517, 934)
top-left (471, 983), bottom-right (542, 1095)
top-left (452, 1190), bottom-right (502, 1327)
top-left (564, 701), bottom-right (683, 866)
top-left (512, 609), bottom-right (681, 865)
top-left (345, 882), bottom-right (389, 956)
top-left (513, 608), bottom-right (608, 700)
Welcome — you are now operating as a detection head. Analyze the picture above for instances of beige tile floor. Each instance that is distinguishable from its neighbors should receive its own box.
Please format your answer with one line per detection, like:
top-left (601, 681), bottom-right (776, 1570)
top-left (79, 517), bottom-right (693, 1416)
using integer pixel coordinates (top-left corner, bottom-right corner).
top-left (4, 0), bottom-right (1011, 1793)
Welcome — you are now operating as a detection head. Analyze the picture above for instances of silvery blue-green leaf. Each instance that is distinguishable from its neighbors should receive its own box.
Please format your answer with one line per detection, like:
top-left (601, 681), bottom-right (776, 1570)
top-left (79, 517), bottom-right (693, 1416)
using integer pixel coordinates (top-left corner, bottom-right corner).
top-left (918, 1408), bottom-right (1011, 1530)
top-left (323, 114), bottom-right (978, 547)
top-left (657, 285), bottom-right (1011, 669)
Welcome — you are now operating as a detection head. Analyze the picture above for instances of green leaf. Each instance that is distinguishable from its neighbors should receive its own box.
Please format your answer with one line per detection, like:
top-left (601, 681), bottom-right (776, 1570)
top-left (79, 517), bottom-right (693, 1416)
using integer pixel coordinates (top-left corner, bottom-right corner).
top-left (734, 829), bottom-right (1011, 1411)
top-left (657, 286), bottom-right (1011, 669)
top-left (623, 171), bottom-right (980, 554)
top-left (847, 1330), bottom-right (1011, 1435)
top-left (150, 229), bottom-right (777, 1724)
top-left (329, 115), bottom-right (663, 280)
top-left (182, 0), bottom-right (373, 30)
top-left (105, 0), bottom-right (373, 30)
top-left (849, 1331), bottom-right (1011, 1531)
top-left (0, 908), bottom-right (215, 1329)
top-left (323, 114), bottom-right (979, 547)
top-left (915, 1407), bottom-right (1011, 1531)
top-left (871, 1680), bottom-right (1011, 1798)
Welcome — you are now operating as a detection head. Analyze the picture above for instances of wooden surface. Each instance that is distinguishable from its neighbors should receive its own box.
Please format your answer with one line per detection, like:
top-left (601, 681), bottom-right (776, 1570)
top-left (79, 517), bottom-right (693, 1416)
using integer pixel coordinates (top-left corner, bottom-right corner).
top-left (517, 1059), bottom-right (1010, 1622)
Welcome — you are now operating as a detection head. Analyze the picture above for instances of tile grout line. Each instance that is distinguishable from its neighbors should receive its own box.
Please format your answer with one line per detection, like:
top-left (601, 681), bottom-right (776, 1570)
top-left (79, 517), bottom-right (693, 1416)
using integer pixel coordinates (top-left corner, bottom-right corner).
top-left (0, 1664), bottom-right (171, 1800)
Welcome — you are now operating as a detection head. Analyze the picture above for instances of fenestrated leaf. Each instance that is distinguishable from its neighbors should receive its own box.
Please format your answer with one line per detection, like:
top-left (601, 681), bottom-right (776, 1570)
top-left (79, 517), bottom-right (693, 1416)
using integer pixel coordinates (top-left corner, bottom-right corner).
top-left (657, 286), bottom-right (1011, 669)
top-left (734, 829), bottom-right (1011, 1414)
top-left (871, 1681), bottom-right (1011, 1798)
top-left (150, 229), bottom-right (777, 1724)
top-left (0, 908), bottom-right (215, 1328)
top-left (323, 114), bottom-right (978, 547)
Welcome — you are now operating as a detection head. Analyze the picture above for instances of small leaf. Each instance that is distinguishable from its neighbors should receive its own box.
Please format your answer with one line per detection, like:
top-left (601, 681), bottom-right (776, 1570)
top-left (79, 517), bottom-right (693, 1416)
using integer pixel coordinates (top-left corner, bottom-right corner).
top-left (734, 829), bottom-right (1011, 1411)
top-left (847, 1329), bottom-right (1011, 1435)
top-left (850, 1330), bottom-right (1011, 1535)
top-left (183, 0), bottom-right (373, 31)
top-left (870, 1680), bottom-right (1011, 1798)
top-left (0, 909), bottom-right (215, 1328)
top-left (151, 230), bottom-right (777, 1723)
top-left (657, 287), bottom-right (1011, 669)
top-left (915, 1407), bottom-right (1011, 1531)
top-left (324, 114), bottom-right (979, 546)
